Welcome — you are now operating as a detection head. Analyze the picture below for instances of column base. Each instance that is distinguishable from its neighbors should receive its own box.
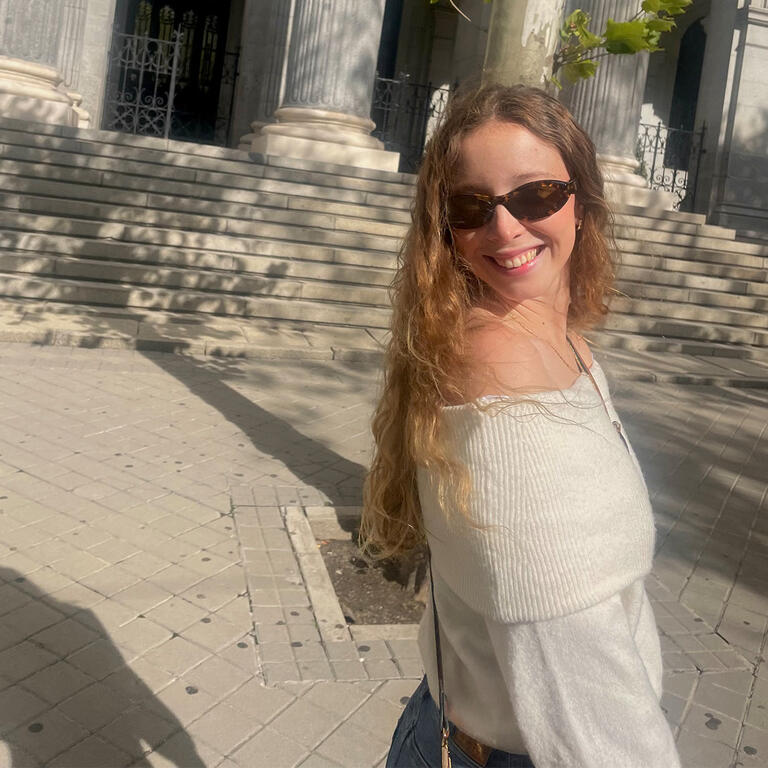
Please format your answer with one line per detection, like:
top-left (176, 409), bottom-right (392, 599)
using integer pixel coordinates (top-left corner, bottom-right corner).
top-left (599, 152), bottom-right (676, 211)
top-left (0, 57), bottom-right (79, 127)
top-left (250, 106), bottom-right (400, 172)
top-left (251, 132), bottom-right (400, 172)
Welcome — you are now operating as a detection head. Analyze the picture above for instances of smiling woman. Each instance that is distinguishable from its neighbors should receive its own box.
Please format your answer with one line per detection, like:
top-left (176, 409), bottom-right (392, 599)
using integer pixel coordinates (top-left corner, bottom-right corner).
top-left (360, 84), bottom-right (682, 768)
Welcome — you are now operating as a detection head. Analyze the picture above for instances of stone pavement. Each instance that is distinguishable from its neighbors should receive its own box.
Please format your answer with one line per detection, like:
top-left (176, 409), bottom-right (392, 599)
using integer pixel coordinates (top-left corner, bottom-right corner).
top-left (0, 341), bottom-right (765, 768)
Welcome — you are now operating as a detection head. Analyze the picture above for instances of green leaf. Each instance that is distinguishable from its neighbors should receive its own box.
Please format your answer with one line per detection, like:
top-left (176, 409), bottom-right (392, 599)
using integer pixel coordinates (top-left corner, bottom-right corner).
top-left (646, 18), bottom-right (675, 32)
top-left (604, 18), bottom-right (649, 54)
top-left (655, 0), bottom-right (693, 15)
top-left (562, 9), bottom-right (602, 49)
top-left (561, 59), bottom-right (599, 83)
top-left (641, 0), bottom-right (662, 12)
top-left (549, 74), bottom-right (563, 91)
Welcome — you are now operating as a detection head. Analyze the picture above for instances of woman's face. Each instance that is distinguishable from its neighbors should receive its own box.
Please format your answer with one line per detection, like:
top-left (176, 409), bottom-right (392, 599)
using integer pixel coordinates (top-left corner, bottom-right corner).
top-left (450, 119), bottom-right (580, 312)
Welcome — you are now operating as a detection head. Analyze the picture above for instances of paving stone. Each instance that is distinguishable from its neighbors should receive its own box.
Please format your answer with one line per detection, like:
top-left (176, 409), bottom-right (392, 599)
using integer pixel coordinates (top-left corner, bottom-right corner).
top-left (67, 638), bottom-right (129, 680)
top-left (738, 724), bottom-right (768, 766)
top-left (298, 660), bottom-right (334, 681)
top-left (58, 681), bottom-right (135, 731)
top-left (153, 678), bottom-right (218, 727)
top-left (676, 727), bottom-right (736, 767)
top-left (269, 697), bottom-right (340, 749)
top-left (315, 721), bottom-right (389, 768)
top-left (224, 678), bottom-right (295, 724)
top-left (682, 702), bottom-right (742, 747)
top-left (141, 636), bottom-right (211, 676)
top-left (100, 708), bottom-right (180, 758)
top-left (30, 617), bottom-right (100, 657)
top-left (345, 695), bottom-right (403, 737)
top-left (231, 726), bottom-right (308, 768)
top-left (46, 735), bottom-right (133, 768)
top-left (0, 641), bottom-right (58, 683)
top-left (0, 685), bottom-right (49, 734)
top-left (146, 736), bottom-right (222, 768)
top-left (7, 706), bottom-right (90, 763)
top-left (330, 660), bottom-right (369, 681)
top-left (183, 656), bottom-right (252, 699)
top-left (20, 660), bottom-right (94, 705)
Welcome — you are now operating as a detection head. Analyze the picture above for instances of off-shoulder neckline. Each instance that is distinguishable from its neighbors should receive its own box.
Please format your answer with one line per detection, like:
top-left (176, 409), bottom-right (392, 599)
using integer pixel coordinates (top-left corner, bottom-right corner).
top-left (442, 359), bottom-right (603, 410)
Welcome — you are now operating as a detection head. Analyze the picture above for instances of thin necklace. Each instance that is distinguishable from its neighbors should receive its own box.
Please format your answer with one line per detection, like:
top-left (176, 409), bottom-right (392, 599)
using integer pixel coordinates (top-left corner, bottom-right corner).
top-left (565, 335), bottom-right (630, 453)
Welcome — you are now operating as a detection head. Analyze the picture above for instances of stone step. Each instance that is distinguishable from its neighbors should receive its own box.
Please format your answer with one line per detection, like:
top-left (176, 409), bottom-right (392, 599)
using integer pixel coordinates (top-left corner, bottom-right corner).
top-left (0, 211), bottom-right (400, 269)
top-left (0, 193), bottom-right (405, 253)
top-left (617, 280), bottom-right (768, 312)
top-left (589, 330), bottom-right (768, 361)
top-left (616, 264), bottom-right (768, 297)
top-left (0, 176), bottom-right (411, 239)
top-left (0, 127), bottom-right (417, 199)
top-left (0, 114), bottom-right (417, 186)
top-left (612, 212), bottom-right (735, 240)
top-left (603, 312), bottom-right (768, 347)
top-left (609, 295), bottom-right (768, 330)
top-left (0, 250), bottom-right (391, 307)
top-left (0, 272), bottom-right (393, 328)
top-left (618, 243), bottom-right (768, 275)
top-left (0, 226), bottom-right (399, 276)
top-left (0, 149), bottom-right (414, 217)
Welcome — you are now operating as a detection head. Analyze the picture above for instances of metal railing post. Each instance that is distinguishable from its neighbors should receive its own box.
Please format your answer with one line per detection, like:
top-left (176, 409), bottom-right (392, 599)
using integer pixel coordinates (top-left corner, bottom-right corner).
top-left (164, 27), bottom-right (182, 140)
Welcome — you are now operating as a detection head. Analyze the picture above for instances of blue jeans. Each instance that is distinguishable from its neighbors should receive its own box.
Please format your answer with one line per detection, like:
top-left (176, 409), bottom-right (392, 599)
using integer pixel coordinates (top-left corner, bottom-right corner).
top-left (386, 676), bottom-right (535, 768)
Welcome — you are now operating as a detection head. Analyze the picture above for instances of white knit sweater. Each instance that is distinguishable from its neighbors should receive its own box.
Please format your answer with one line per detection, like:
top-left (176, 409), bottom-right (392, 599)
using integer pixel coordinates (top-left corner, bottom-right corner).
top-left (416, 362), bottom-right (681, 767)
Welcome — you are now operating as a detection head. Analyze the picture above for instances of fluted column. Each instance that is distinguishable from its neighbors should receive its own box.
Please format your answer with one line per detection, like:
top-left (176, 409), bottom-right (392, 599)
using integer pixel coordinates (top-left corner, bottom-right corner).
top-left (234, 0), bottom-right (294, 150)
top-left (0, 0), bottom-right (83, 126)
top-left (250, 0), bottom-right (399, 171)
top-left (561, 0), bottom-right (674, 208)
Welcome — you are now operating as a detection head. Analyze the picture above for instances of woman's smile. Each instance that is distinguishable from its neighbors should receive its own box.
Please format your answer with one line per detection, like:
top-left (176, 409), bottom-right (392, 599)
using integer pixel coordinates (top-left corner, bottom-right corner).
top-left (486, 245), bottom-right (543, 273)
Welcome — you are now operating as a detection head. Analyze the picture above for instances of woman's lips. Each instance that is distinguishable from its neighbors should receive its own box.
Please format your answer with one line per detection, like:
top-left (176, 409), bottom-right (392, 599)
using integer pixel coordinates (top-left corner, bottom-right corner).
top-left (485, 246), bottom-right (542, 275)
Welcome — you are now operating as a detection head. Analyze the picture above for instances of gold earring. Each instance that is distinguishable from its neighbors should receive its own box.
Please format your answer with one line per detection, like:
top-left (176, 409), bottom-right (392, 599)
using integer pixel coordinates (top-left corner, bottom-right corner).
top-left (576, 219), bottom-right (583, 231)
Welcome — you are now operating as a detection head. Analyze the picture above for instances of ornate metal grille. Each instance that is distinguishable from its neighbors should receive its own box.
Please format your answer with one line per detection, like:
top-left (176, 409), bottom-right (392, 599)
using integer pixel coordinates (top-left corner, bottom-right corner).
top-left (103, 28), bottom-right (239, 145)
top-left (103, 31), bottom-right (180, 139)
top-left (371, 75), bottom-right (452, 173)
top-left (636, 122), bottom-right (706, 211)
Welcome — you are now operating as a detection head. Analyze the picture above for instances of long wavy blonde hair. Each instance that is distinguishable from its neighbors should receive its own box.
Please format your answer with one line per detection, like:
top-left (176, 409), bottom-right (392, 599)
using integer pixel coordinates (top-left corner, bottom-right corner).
top-left (359, 84), bottom-right (615, 561)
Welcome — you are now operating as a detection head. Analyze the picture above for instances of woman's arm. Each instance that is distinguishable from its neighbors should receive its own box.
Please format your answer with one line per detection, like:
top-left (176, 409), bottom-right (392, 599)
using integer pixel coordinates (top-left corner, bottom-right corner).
top-left (485, 591), bottom-right (681, 768)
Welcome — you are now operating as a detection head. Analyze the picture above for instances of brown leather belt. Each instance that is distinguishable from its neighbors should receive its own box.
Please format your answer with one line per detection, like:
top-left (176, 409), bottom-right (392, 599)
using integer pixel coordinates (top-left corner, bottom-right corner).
top-left (451, 726), bottom-right (493, 767)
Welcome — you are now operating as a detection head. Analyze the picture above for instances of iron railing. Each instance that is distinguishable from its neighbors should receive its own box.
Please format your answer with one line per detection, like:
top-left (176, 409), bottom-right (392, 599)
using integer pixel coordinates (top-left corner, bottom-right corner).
top-left (636, 122), bottom-right (705, 211)
top-left (102, 29), bottom-right (239, 145)
top-left (371, 75), bottom-right (452, 173)
top-left (103, 31), bottom-right (180, 139)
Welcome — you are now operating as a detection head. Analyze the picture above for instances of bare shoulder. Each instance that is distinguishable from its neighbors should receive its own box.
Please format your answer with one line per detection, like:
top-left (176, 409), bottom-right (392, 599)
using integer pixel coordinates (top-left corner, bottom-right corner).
top-left (462, 312), bottom-right (549, 400)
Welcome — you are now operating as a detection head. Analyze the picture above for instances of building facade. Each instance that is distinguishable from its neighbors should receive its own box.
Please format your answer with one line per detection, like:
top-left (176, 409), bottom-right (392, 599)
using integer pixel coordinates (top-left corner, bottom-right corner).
top-left (0, 0), bottom-right (766, 230)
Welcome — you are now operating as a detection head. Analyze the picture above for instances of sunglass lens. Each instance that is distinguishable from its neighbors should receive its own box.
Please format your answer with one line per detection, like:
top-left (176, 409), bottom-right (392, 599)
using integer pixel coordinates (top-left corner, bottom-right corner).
top-left (510, 183), bottom-right (569, 220)
top-left (447, 196), bottom-right (490, 228)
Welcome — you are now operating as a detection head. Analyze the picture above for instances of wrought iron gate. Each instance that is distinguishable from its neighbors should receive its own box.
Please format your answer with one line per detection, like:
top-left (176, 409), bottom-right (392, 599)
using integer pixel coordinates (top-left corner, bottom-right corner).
top-left (103, 29), bottom-right (239, 145)
top-left (636, 122), bottom-right (705, 211)
top-left (371, 75), bottom-right (452, 173)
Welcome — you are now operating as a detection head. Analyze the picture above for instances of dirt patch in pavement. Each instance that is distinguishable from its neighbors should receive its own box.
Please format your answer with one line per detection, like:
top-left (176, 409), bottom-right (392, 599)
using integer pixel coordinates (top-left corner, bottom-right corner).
top-left (318, 535), bottom-right (427, 625)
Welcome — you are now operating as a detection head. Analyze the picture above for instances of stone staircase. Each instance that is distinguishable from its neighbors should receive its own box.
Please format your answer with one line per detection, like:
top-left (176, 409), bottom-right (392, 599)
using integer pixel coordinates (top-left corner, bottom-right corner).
top-left (0, 116), bottom-right (766, 360)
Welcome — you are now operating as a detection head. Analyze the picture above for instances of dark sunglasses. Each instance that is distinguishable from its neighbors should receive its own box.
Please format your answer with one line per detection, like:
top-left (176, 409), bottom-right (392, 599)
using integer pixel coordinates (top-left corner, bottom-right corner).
top-left (447, 178), bottom-right (577, 229)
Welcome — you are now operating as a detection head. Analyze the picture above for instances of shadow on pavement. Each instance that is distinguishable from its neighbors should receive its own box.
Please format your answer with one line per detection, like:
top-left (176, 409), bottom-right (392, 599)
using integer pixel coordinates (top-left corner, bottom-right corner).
top-left (0, 566), bottom-right (205, 768)
top-left (141, 351), bottom-right (374, 509)
top-left (615, 383), bottom-right (768, 610)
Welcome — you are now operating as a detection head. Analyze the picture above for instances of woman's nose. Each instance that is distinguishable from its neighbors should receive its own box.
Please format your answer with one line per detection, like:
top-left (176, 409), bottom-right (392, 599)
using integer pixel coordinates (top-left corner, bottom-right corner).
top-left (487, 203), bottom-right (526, 238)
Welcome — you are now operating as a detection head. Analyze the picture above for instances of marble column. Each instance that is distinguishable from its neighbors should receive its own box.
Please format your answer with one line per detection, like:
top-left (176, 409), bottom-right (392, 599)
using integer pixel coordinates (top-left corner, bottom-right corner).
top-left (234, 0), bottom-right (294, 150)
top-left (0, 0), bottom-right (84, 126)
top-left (561, 0), bottom-right (674, 208)
top-left (250, 0), bottom-right (399, 171)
